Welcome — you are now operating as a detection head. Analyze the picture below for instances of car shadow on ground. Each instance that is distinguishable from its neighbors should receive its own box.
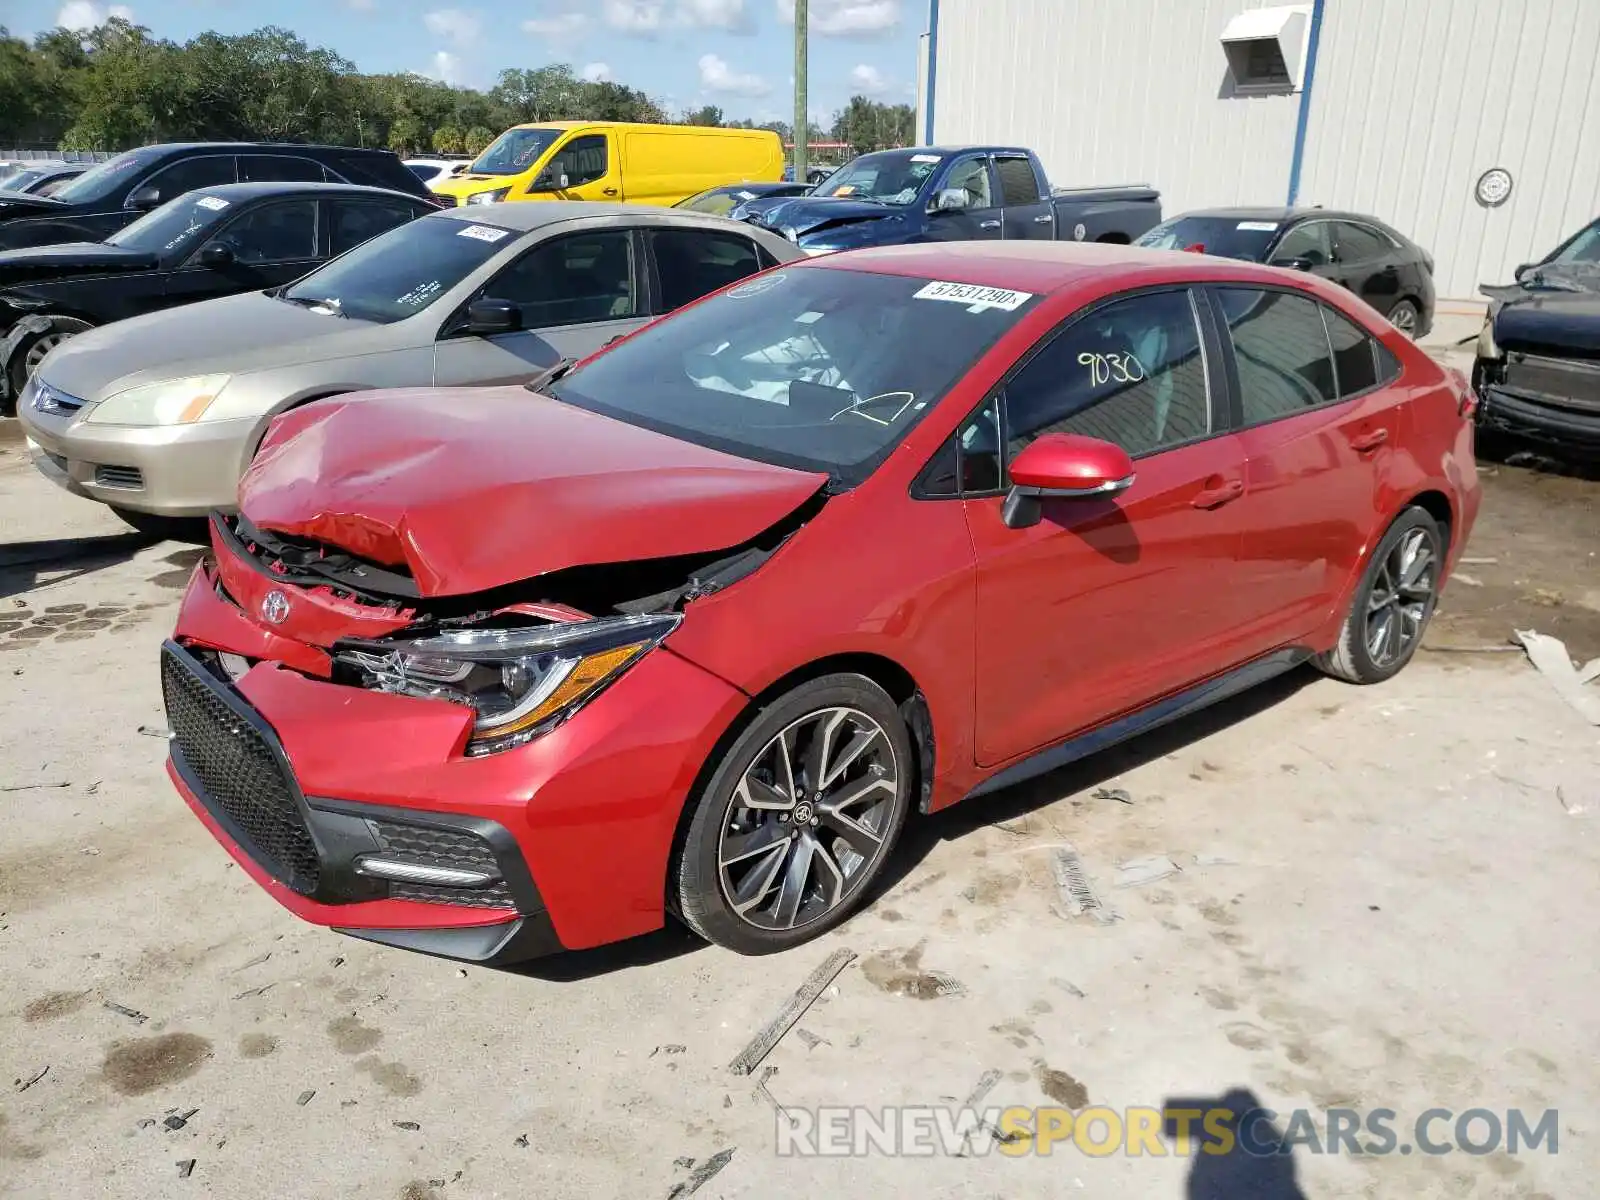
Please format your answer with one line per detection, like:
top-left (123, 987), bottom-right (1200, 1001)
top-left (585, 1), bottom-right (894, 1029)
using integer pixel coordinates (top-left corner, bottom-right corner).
top-left (872, 665), bottom-right (1318, 898)
top-left (1162, 1088), bottom-right (1311, 1199)
top-left (0, 531), bottom-right (157, 600)
top-left (1476, 437), bottom-right (1600, 482)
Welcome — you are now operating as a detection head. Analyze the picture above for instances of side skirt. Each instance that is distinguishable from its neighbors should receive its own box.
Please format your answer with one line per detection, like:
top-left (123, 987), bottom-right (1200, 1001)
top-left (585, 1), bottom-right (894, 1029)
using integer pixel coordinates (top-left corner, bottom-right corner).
top-left (962, 648), bottom-right (1312, 802)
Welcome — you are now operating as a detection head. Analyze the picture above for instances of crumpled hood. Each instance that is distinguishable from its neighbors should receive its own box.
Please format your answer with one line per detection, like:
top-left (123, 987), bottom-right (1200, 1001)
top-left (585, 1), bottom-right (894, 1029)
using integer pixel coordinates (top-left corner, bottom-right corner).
top-left (0, 240), bottom-right (156, 282)
top-left (240, 387), bottom-right (830, 598)
top-left (1490, 287), bottom-right (1600, 357)
top-left (37, 291), bottom-right (396, 401)
top-left (757, 197), bottom-right (905, 240)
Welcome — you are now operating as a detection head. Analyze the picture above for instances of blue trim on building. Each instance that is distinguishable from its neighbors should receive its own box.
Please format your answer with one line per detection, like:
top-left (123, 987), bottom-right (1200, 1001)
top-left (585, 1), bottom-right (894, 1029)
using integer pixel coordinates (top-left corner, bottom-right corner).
top-left (1286, 0), bottom-right (1326, 206)
top-left (924, 0), bottom-right (941, 145)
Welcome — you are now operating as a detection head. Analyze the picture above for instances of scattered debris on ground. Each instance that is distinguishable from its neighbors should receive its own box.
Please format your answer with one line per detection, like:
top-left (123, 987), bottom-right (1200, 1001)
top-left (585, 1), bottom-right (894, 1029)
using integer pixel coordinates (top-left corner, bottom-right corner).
top-left (666, 1147), bottom-right (734, 1199)
top-left (103, 1001), bottom-right (149, 1023)
top-left (176, 1159), bottom-right (196, 1179)
top-left (14, 1065), bottom-right (48, 1092)
top-left (727, 947), bottom-right (854, 1075)
top-left (1091, 786), bottom-right (1134, 804)
top-left (295, 1090), bottom-right (316, 1107)
top-left (393, 1121), bottom-right (421, 1132)
top-left (1048, 846), bottom-right (1118, 924)
top-left (163, 1108), bottom-right (199, 1131)
top-left (1516, 629), bottom-right (1600, 724)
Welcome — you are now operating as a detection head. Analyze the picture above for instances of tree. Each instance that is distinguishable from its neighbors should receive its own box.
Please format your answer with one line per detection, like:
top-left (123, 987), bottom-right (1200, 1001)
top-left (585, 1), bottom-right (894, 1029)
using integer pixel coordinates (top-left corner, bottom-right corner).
top-left (432, 124), bottom-right (465, 154)
top-left (683, 104), bottom-right (723, 127)
top-left (463, 125), bottom-right (495, 155)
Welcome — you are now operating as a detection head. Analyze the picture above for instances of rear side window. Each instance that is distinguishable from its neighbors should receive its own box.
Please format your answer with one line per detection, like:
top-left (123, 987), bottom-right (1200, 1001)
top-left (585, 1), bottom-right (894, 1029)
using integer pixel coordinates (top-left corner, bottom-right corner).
top-left (238, 155), bottom-right (324, 184)
top-left (328, 199), bottom-right (423, 255)
top-left (329, 153), bottom-right (413, 192)
top-left (1321, 306), bottom-right (1383, 396)
top-left (1335, 222), bottom-right (1393, 264)
top-left (648, 229), bottom-right (762, 311)
top-left (1216, 288), bottom-right (1338, 423)
top-left (1005, 289), bottom-right (1212, 460)
top-left (994, 157), bottom-right (1040, 206)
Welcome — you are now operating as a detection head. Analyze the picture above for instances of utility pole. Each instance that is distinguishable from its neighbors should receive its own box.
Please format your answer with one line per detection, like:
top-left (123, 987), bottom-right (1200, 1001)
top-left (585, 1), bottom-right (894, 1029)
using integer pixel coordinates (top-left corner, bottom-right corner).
top-left (793, 0), bottom-right (808, 181)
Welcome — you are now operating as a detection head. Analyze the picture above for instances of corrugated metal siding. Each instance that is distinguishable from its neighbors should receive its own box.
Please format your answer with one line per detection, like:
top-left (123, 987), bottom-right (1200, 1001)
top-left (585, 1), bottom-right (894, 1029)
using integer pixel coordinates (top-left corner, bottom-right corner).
top-left (932, 0), bottom-right (1301, 213)
top-left (1291, 0), bottom-right (1600, 298)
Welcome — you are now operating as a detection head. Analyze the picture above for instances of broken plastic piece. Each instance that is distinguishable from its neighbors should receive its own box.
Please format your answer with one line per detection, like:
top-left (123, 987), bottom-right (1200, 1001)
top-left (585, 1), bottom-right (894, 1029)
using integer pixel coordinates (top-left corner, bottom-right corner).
top-left (1115, 855), bottom-right (1182, 888)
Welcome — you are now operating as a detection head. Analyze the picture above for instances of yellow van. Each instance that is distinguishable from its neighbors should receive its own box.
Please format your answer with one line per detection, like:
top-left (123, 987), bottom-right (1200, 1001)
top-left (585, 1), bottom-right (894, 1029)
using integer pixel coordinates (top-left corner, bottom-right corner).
top-left (432, 121), bottom-right (784, 208)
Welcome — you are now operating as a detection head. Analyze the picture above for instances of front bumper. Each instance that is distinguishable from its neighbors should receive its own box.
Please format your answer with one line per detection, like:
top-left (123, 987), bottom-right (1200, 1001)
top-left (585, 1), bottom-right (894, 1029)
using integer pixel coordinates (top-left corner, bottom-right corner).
top-left (1477, 383), bottom-right (1600, 453)
top-left (15, 375), bottom-right (256, 515)
top-left (165, 568), bottom-right (750, 959)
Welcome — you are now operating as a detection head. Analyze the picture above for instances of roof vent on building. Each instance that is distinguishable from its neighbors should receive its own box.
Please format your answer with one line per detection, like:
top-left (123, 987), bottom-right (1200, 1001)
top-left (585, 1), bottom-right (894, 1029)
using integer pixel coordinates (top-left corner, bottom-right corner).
top-left (1220, 4), bottom-right (1313, 93)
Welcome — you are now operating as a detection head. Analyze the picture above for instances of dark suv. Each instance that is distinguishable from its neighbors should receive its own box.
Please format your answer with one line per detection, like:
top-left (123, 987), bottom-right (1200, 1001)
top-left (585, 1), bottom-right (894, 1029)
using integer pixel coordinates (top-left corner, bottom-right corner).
top-left (0, 143), bottom-right (442, 250)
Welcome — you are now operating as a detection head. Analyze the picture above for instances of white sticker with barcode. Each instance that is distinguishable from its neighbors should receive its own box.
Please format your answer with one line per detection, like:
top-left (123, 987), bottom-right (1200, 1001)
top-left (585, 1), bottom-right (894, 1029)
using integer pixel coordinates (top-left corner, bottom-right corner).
top-left (913, 280), bottom-right (1034, 312)
top-left (458, 224), bottom-right (510, 242)
top-left (1236, 221), bottom-right (1279, 231)
top-left (195, 196), bottom-right (229, 211)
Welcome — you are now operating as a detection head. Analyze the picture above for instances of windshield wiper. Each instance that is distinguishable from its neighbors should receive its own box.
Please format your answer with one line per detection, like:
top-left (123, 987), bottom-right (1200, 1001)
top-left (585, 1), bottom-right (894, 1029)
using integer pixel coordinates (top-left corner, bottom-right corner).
top-left (523, 357), bottom-right (577, 395)
top-left (278, 293), bottom-right (348, 316)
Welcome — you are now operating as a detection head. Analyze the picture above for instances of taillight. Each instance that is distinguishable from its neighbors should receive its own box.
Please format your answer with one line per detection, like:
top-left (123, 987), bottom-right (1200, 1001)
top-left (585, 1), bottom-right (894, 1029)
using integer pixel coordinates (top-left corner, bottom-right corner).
top-left (1183, 244), bottom-right (1206, 254)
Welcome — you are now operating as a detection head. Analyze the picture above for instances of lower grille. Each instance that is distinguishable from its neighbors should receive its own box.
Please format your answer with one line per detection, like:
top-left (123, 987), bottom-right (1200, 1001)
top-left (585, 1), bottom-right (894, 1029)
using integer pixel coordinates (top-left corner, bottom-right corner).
top-left (161, 645), bottom-right (321, 894)
top-left (1503, 355), bottom-right (1600, 413)
top-left (94, 464), bottom-right (144, 490)
top-left (368, 817), bottom-right (515, 910)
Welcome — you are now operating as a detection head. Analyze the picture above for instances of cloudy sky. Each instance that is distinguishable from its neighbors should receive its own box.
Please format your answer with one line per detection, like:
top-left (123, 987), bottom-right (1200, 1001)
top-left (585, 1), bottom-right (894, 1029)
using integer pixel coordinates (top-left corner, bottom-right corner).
top-left (14, 0), bottom-right (925, 124)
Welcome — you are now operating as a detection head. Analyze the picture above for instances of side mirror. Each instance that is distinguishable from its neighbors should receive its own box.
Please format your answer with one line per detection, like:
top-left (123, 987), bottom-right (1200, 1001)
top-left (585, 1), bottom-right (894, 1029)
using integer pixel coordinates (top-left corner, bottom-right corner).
top-left (465, 297), bottom-right (521, 336)
top-left (929, 187), bottom-right (969, 214)
top-left (198, 242), bottom-right (235, 268)
top-left (127, 185), bottom-right (162, 211)
top-left (1272, 256), bottom-right (1315, 272)
top-left (1513, 262), bottom-right (1535, 281)
top-left (1001, 434), bottom-right (1135, 530)
top-left (531, 170), bottom-right (569, 192)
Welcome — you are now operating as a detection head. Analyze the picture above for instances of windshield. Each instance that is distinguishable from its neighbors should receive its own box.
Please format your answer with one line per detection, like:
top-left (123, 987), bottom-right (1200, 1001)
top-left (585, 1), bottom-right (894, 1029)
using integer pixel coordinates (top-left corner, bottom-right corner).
top-left (811, 150), bottom-right (943, 205)
top-left (469, 127), bottom-right (563, 177)
top-left (546, 266), bottom-right (1036, 483)
top-left (0, 168), bottom-right (30, 191)
top-left (1550, 219), bottom-right (1600, 265)
top-left (106, 192), bottom-right (237, 254)
top-left (1136, 216), bottom-right (1281, 261)
top-left (280, 214), bottom-right (515, 323)
top-left (51, 147), bottom-right (164, 204)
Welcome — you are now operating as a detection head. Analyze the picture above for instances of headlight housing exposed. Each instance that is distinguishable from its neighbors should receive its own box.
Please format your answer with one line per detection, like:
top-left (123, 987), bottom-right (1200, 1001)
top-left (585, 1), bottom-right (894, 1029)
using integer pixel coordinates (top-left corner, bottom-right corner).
top-left (466, 187), bottom-right (510, 205)
top-left (334, 613), bottom-right (680, 756)
top-left (83, 374), bottom-right (234, 426)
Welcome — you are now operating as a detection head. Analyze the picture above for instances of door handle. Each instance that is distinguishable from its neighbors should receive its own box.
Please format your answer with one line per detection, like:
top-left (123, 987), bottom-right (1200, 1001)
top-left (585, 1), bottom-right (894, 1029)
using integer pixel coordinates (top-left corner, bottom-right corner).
top-left (602, 187), bottom-right (619, 196)
top-left (1033, 214), bottom-right (1053, 223)
top-left (1191, 479), bottom-right (1244, 509)
top-left (979, 219), bottom-right (1000, 230)
top-left (1350, 427), bottom-right (1389, 452)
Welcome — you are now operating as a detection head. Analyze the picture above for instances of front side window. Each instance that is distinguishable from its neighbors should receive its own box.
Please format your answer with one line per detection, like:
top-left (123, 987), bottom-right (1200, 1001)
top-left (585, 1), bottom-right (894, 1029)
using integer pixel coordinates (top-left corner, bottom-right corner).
top-left (546, 267), bottom-right (1037, 483)
top-left (202, 200), bottom-right (318, 264)
top-left (484, 230), bottom-right (635, 328)
top-left (138, 155), bottom-right (238, 205)
top-left (1216, 288), bottom-right (1339, 423)
top-left (550, 135), bottom-right (608, 187)
top-left (1270, 222), bottom-right (1333, 267)
top-left (944, 157), bottom-right (994, 210)
top-left (648, 229), bottom-right (762, 311)
top-left (280, 214), bottom-right (513, 323)
top-left (469, 127), bottom-right (564, 177)
top-left (1004, 289), bottom-right (1212, 462)
top-left (107, 192), bottom-right (240, 256)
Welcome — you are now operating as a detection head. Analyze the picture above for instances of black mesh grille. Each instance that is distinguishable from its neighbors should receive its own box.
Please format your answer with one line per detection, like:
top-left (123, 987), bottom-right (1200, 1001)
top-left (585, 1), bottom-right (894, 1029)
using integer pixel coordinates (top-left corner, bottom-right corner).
top-left (93, 465), bottom-right (144, 490)
top-left (368, 818), bottom-right (515, 910)
top-left (161, 646), bottom-right (321, 895)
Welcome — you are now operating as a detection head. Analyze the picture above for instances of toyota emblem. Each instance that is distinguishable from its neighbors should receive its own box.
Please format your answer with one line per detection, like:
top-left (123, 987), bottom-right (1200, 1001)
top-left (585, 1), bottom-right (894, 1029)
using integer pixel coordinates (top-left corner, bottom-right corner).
top-left (260, 590), bottom-right (290, 625)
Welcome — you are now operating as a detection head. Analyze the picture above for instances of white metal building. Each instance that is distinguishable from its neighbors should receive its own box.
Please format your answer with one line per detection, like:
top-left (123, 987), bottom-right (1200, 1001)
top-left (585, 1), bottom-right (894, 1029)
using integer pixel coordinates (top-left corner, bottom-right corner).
top-left (918, 0), bottom-right (1600, 303)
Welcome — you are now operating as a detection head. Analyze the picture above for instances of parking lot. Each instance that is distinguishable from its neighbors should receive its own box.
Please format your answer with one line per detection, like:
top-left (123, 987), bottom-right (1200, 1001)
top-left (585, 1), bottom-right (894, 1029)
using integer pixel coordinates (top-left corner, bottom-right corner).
top-left (1, 409), bottom-right (1596, 1199)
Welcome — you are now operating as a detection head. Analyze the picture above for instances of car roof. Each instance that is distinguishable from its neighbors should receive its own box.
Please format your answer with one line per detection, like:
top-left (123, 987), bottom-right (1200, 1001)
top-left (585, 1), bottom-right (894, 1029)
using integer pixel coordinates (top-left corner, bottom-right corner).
top-left (1177, 206), bottom-right (1375, 224)
top-left (128, 142), bottom-right (395, 158)
top-left (428, 200), bottom-right (775, 233)
top-left (803, 240), bottom-right (1332, 296)
top-left (180, 182), bottom-right (426, 201)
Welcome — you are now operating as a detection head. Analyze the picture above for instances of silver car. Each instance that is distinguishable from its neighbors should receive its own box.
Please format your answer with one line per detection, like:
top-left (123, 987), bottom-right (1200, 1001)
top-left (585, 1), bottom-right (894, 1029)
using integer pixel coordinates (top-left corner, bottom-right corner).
top-left (17, 202), bottom-right (801, 532)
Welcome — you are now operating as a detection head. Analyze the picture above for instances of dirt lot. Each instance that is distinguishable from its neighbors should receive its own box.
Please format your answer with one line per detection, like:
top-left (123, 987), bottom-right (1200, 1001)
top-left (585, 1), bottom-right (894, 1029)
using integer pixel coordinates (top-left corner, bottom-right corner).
top-left (1, 423), bottom-right (1596, 1200)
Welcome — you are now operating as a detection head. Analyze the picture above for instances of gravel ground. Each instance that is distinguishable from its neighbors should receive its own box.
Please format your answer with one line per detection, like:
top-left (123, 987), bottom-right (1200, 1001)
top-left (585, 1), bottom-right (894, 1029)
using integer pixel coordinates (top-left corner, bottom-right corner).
top-left (1, 421), bottom-right (1596, 1200)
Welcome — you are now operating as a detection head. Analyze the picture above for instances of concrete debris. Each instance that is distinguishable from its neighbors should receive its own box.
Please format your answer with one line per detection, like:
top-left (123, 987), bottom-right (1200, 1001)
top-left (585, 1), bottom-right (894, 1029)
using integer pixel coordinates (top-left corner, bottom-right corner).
top-left (727, 948), bottom-right (855, 1076)
top-left (1115, 855), bottom-right (1181, 888)
top-left (1459, 556), bottom-right (1498, 565)
top-left (176, 1159), bottom-right (196, 1179)
top-left (15, 1065), bottom-right (48, 1092)
top-left (232, 984), bottom-right (275, 1000)
top-left (673, 1157), bottom-right (695, 1170)
top-left (1515, 630), bottom-right (1600, 725)
top-left (1452, 573), bottom-right (1484, 587)
top-left (649, 1044), bottom-right (687, 1058)
top-left (103, 1001), bottom-right (149, 1023)
top-left (136, 725), bottom-right (172, 739)
top-left (666, 1148), bottom-right (734, 1199)
top-left (393, 1121), bottom-right (421, 1131)
top-left (163, 1109), bottom-right (198, 1131)
top-left (1091, 787), bottom-right (1134, 804)
top-left (136, 1119), bottom-right (157, 1130)
top-left (296, 1090), bottom-right (316, 1107)
top-left (515, 1134), bottom-right (529, 1147)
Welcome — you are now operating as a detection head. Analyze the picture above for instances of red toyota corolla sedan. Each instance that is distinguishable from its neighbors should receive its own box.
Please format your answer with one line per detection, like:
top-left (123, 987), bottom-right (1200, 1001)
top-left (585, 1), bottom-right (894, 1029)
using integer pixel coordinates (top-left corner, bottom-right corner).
top-left (160, 242), bottom-right (1480, 963)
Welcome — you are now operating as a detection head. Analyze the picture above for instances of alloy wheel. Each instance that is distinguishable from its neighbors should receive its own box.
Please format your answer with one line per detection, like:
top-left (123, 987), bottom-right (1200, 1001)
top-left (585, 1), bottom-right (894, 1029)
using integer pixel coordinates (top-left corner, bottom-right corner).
top-left (1365, 527), bottom-right (1435, 667)
top-left (717, 706), bottom-right (898, 931)
top-left (1389, 304), bottom-right (1418, 335)
top-left (22, 332), bottom-right (67, 378)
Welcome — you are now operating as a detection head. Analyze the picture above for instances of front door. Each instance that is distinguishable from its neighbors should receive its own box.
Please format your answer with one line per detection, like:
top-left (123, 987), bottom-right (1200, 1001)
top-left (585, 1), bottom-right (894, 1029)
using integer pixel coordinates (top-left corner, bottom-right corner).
top-left (926, 154), bottom-right (1002, 243)
top-left (967, 287), bottom-right (1255, 767)
top-left (433, 226), bottom-right (644, 385)
top-left (541, 134), bottom-right (621, 202)
top-left (162, 198), bottom-right (323, 310)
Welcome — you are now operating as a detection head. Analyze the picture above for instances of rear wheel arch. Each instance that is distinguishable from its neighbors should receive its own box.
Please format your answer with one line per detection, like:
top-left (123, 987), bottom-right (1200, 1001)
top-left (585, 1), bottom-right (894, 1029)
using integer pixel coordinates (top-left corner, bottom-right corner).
top-left (1404, 488), bottom-right (1454, 551)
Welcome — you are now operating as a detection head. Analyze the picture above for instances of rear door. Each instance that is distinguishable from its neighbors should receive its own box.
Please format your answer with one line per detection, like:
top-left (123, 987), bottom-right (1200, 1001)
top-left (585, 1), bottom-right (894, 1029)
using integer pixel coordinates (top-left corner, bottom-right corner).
top-left (644, 226), bottom-right (768, 315)
top-left (1330, 220), bottom-right (1403, 313)
top-left (237, 154), bottom-right (327, 185)
top-left (161, 197), bottom-right (322, 308)
top-left (928, 154), bottom-right (1002, 243)
top-left (963, 286), bottom-right (1255, 766)
top-left (432, 226), bottom-right (643, 385)
top-left (1266, 219), bottom-right (1336, 277)
top-left (324, 196), bottom-right (428, 260)
top-left (1214, 285), bottom-right (1408, 651)
top-left (993, 154), bottom-right (1054, 240)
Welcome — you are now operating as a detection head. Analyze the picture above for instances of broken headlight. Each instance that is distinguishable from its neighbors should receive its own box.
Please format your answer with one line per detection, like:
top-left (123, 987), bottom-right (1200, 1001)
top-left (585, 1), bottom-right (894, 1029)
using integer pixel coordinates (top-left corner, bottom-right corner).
top-left (334, 613), bottom-right (680, 756)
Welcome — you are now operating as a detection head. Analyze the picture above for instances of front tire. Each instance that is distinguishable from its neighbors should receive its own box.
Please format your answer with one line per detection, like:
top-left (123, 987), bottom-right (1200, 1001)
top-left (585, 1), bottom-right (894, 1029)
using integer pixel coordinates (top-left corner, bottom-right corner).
top-left (1315, 507), bottom-right (1443, 684)
top-left (672, 673), bottom-right (914, 954)
top-left (6, 316), bottom-right (94, 401)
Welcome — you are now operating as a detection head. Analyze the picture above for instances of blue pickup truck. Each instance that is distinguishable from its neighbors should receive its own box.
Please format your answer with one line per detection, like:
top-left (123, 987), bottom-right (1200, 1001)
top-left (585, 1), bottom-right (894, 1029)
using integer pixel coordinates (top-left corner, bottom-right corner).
top-left (745, 146), bottom-right (1162, 256)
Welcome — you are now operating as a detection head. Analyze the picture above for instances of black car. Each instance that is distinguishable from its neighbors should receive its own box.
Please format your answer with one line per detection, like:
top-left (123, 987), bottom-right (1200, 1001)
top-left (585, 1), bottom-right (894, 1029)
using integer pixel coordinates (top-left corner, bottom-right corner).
top-left (0, 142), bottom-right (441, 252)
top-left (1137, 207), bottom-right (1437, 339)
top-left (0, 161), bottom-right (88, 198)
top-left (1473, 215), bottom-right (1600, 455)
top-left (674, 181), bottom-right (812, 218)
top-left (0, 181), bottom-right (434, 408)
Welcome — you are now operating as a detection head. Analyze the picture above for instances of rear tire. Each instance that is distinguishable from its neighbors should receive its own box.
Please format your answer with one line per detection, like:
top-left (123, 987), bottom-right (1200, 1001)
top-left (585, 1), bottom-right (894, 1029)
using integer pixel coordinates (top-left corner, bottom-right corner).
top-left (1386, 299), bottom-right (1421, 338)
top-left (672, 673), bottom-right (914, 954)
top-left (1315, 507), bottom-right (1443, 684)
